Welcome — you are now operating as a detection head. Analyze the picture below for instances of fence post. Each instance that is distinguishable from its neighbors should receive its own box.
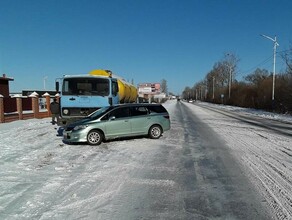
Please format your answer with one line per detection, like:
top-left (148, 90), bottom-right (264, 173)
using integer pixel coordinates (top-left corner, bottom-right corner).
top-left (43, 92), bottom-right (51, 117)
top-left (29, 92), bottom-right (39, 119)
top-left (16, 96), bottom-right (23, 120)
top-left (0, 95), bottom-right (4, 123)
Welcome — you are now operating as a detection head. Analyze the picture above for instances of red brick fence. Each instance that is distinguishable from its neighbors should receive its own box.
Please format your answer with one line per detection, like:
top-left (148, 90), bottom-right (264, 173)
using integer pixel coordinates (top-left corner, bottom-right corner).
top-left (0, 92), bottom-right (59, 123)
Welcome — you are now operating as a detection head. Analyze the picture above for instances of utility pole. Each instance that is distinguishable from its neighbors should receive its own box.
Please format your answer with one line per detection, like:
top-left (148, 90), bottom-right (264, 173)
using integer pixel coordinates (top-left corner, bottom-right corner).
top-left (260, 34), bottom-right (279, 102)
top-left (228, 66), bottom-right (231, 99)
top-left (212, 76), bottom-right (215, 100)
top-left (224, 55), bottom-right (232, 99)
top-left (43, 76), bottom-right (48, 90)
top-left (223, 63), bottom-right (232, 99)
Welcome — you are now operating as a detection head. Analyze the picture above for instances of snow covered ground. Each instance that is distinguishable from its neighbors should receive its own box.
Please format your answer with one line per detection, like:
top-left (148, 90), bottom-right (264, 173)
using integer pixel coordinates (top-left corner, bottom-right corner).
top-left (0, 100), bottom-right (291, 219)
top-left (0, 119), bottom-right (169, 219)
top-left (198, 101), bottom-right (292, 123)
top-left (187, 101), bottom-right (292, 219)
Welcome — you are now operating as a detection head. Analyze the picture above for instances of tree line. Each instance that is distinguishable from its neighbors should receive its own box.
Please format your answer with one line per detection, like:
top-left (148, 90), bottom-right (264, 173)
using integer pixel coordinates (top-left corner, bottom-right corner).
top-left (182, 49), bottom-right (292, 114)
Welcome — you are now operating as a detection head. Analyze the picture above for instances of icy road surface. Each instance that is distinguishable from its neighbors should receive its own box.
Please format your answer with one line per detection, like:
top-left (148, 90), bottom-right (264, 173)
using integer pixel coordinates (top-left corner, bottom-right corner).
top-left (0, 100), bottom-right (291, 219)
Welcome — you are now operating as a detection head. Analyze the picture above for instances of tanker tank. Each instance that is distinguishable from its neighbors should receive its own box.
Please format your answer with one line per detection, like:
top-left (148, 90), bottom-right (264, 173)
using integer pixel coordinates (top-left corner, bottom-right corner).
top-left (89, 69), bottom-right (137, 103)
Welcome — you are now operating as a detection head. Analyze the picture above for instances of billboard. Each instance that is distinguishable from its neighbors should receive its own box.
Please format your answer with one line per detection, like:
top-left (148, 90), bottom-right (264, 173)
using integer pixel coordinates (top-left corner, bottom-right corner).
top-left (138, 83), bottom-right (161, 95)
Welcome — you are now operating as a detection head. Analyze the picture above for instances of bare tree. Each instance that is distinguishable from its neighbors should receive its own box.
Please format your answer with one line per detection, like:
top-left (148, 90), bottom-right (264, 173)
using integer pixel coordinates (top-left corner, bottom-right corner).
top-left (160, 79), bottom-right (168, 95)
top-left (223, 52), bottom-right (240, 84)
top-left (212, 62), bottom-right (228, 87)
top-left (281, 46), bottom-right (292, 74)
top-left (244, 68), bottom-right (270, 86)
top-left (182, 86), bottom-right (192, 100)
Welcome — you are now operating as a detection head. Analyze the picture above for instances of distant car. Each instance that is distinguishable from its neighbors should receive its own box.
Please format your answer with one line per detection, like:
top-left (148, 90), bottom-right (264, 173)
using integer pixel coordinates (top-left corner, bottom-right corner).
top-left (63, 103), bottom-right (171, 145)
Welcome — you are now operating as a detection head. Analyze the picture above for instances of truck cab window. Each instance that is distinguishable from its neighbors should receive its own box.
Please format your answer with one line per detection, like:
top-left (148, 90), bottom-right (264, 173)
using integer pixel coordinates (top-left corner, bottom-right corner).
top-left (62, 78), bottom-right (110, 96)
top-left (112, 81), bottom-right (118, 96)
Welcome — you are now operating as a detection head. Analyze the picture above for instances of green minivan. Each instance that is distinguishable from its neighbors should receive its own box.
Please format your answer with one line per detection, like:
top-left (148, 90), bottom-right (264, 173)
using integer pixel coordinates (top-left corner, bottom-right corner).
top-left (63, 103), bottom-right (170, 145)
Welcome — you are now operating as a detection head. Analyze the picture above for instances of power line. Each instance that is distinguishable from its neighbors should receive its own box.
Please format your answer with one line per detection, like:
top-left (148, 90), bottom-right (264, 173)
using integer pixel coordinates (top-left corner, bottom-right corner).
top-left (277, 48), bottom-right (292, 54)
top-left (236, 55), bottom-right (274, 77)
top-left (235, 48), bottom-right (291, 78)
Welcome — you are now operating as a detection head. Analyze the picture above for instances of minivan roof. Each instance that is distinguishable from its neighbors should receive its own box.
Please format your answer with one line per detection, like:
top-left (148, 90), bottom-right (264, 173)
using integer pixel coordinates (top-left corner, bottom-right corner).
top-left (112, 103), bottom-right (163, 107)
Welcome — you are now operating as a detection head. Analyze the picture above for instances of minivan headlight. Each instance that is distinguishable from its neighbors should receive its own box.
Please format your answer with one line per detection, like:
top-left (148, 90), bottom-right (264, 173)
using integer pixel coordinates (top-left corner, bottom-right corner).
top-left (73, 125), bottom-right (88, 131)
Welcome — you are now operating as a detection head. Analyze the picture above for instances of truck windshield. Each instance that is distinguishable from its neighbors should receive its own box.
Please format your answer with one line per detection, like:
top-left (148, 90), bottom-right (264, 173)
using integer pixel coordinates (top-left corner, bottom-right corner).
top-left (62, 77), bottom-right (110, 96)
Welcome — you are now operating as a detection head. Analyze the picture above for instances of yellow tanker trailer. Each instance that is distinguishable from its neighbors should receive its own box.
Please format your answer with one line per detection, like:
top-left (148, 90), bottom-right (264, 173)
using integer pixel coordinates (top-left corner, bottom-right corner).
top-left (89, 69), bottom-right (137, 103)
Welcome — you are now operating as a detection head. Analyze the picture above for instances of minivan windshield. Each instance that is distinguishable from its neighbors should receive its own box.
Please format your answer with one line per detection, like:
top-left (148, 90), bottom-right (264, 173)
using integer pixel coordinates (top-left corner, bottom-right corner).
top-left (88, 106), bottom-right (112, 120)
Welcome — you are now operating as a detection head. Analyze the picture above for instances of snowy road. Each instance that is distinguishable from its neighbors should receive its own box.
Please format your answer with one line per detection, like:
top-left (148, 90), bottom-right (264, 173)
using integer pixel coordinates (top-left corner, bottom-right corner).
top-left (0, 100), bottom-right (291, 219)
top-left (186, 101), bottom-right (292, 220)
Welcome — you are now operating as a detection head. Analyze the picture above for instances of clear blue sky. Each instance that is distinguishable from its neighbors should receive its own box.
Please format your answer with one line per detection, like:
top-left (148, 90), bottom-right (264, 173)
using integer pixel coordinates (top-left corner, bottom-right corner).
top-left (1, 0), bottom-right (291, 95)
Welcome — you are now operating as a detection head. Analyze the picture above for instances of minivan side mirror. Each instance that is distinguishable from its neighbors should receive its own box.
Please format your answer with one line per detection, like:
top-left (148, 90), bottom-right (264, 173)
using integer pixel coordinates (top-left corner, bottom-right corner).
top-left (109, 116), bottom-right (116, 121)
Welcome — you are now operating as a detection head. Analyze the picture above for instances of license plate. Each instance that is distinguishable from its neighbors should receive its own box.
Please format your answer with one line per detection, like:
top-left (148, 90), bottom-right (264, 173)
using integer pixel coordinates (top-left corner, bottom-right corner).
top-left (63, 133), bottom-right (70, 139)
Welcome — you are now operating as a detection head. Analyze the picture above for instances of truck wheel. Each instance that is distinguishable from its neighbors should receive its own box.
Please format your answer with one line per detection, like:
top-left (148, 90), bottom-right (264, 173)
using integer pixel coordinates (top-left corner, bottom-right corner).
top-left (148, 125), bottom-right (162, 139)
top-left (87, 130), bottom-right (103, 145)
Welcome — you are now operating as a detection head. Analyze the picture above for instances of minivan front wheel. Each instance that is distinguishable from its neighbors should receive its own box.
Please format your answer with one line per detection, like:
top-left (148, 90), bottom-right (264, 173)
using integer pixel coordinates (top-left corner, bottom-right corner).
top-left (149, 125), bottom-right (162, 139)
top-left (87, 130), bottom-right (103, 145)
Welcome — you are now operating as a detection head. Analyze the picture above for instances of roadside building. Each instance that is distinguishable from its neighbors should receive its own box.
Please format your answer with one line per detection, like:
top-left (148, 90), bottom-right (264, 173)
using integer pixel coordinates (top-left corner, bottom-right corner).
top-left (0, 74), bottom-right (14, 97)
top-left (138, 83), bottom-right (166, 102)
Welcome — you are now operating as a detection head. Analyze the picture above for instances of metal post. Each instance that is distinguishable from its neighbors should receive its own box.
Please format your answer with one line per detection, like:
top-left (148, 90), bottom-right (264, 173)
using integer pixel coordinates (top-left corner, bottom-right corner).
top-left (228, 66), bottom-right (231, 99)
top-left (224, 58), bottom-right (232, 100)
top-left (212, 77), bottom-right (215, 100)
top-left (260, 34), bottom-right (279, 101)
top-left (43, 76), bottom-right (48, 90)
top-left (272, 36), bottom-right (277, 101)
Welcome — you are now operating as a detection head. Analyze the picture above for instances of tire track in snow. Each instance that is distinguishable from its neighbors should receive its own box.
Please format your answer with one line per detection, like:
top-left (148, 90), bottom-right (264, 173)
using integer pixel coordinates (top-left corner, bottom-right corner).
top-left (186, 103), bottom-right (292, 219)
top-left (226, 127), bottom-right (292, 219)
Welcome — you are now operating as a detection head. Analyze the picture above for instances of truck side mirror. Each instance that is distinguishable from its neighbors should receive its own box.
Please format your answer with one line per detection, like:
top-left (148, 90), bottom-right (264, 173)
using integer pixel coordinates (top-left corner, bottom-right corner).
top-left (108, 97), bottom-right (113, 106)
top-left (56, 81), bottom-right (59, 92)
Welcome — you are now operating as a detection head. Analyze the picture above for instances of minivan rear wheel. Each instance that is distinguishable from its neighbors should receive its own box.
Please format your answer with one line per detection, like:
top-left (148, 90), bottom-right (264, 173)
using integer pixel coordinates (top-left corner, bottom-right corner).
top-left (149, 125), bottom-right (162, 139)
top-left (87, 130), bottom-right (103, 145)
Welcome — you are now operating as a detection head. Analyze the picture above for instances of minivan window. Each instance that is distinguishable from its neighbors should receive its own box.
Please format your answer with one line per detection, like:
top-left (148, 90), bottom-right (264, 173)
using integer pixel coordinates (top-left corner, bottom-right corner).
top-left (131, 106), bottom-right (148, 116)
top-left (147, 105), bottom-right (167, 114)
top-left (108, 107), bottom-right (130, 119)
